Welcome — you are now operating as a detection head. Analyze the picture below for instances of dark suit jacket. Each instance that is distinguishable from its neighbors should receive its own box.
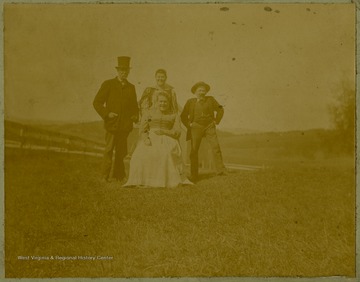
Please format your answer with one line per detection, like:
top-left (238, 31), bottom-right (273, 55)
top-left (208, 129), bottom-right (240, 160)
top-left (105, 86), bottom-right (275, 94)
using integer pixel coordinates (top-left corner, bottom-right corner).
top-left (93, 77), bottom-right (139, 133)
top-left (180, 96), bottom-right (224, 141)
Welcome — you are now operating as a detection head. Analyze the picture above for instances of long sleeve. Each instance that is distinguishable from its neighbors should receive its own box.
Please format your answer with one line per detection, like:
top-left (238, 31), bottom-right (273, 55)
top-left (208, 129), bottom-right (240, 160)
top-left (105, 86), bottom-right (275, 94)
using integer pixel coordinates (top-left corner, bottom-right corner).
top-left (180, 100), bottom-right (191, 128)
top-left (138, 87), bottom-right (153, 115)
top-left (161, 114), bottom-right (181, 139)
top-left (212, 97), bottom-right (224, 125)
top-left (170, 89), bottom-right (179, 113)
top-left (93, 81), bottom-right (110, 120)
top-left (130, 85), bottom-right (139, 123)
top-left (139, 112), bottom-right (151, 141)
top-left (173, 114), bottom-right (181, 136)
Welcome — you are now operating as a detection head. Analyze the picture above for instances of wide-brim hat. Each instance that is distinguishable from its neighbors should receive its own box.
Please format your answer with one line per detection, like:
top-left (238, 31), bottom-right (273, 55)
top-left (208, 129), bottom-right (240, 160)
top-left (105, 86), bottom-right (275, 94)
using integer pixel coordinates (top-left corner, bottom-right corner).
top-left (116, 56), bottom-right (131, 69)
top-left (191, 81), bottom-right (210, 94)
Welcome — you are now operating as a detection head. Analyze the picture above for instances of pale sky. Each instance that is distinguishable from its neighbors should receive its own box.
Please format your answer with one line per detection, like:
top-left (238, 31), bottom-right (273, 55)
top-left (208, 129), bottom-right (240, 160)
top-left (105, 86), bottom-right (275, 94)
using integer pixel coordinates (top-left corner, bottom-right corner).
top-left (4, 3), bottom-right (355, 132)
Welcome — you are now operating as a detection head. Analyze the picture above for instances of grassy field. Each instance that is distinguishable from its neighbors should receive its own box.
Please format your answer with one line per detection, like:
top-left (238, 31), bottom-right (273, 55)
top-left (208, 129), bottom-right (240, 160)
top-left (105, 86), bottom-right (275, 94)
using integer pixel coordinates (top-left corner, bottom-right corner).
top-left (4, 148), bottom-right (355, 278)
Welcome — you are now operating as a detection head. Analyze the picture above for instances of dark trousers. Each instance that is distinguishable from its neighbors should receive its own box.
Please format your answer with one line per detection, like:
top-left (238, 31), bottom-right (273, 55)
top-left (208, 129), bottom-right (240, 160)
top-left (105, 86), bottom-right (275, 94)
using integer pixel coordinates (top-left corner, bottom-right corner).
top-left (102, 130), bottom-right (130, 180)
top-left (190, 123), bottom-right (226, 179)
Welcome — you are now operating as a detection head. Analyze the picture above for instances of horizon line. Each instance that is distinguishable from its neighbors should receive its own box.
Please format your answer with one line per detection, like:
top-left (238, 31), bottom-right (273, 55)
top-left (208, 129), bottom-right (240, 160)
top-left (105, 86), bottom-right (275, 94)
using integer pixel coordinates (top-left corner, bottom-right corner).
top-left (4, 116), bottom-right (334, 134)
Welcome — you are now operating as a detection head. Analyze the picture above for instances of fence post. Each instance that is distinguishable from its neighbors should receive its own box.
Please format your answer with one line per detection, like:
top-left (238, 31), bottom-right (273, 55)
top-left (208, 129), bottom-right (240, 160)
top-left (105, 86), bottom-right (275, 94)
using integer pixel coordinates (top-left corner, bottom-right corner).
top-left (20, 127), bottom-right (26, 149)
top-left (66, 138), bottom-right (70, 152)
top-left (83, 141), bottom-right (87, 155)
top-left (20, 128), bottom-right (23, 148)
top-left (46, 135), bottom-right (50, 150)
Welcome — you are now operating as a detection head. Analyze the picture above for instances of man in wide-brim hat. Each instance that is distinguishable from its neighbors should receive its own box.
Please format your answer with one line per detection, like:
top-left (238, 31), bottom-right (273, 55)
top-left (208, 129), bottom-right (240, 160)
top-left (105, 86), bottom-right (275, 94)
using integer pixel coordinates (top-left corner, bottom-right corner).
top-left (93, 56), bottom-right (139, 183)
top-left (180, 81), bottom-right (227, 182)
top-left (190, 81), bottom-right (210, 94)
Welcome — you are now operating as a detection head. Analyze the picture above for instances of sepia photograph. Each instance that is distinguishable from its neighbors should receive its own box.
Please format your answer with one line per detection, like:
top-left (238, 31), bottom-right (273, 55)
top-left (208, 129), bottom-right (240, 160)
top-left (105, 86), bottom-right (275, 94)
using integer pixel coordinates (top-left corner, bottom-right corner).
top-left (2, 1), bottom-right (356, 279)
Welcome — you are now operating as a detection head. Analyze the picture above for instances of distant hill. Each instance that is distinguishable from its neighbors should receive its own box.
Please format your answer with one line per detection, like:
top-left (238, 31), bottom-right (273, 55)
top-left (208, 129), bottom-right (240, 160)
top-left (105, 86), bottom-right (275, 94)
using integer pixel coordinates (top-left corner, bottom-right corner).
top-left (219, 127), bottom-right (260, 135)
top-left (6, 119), bottom-right (351, 166)
top-left (18, 120), bottom-right (238, 143)
top-left (5, 119), bottom-right (332, 146)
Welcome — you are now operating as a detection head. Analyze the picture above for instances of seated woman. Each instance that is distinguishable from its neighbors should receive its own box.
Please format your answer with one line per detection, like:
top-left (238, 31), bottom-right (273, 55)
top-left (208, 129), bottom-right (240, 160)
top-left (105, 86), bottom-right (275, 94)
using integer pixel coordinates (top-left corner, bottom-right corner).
top-left (123, 92), bottom-right (193, 188)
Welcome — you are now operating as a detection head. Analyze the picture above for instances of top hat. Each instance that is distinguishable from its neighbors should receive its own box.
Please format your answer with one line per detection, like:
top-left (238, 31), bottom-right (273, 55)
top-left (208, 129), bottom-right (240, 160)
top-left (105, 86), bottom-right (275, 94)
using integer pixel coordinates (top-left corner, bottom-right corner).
top-left (191, 81), bottom-right (210, 94)
top-left (116, 56), bottom-right (131, 69)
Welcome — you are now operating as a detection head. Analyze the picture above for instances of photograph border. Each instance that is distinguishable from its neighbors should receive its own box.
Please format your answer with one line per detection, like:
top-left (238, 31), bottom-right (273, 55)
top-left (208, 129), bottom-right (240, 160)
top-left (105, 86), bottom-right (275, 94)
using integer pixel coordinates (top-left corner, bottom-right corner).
top-left (0, 0), bottom-right (357, 281)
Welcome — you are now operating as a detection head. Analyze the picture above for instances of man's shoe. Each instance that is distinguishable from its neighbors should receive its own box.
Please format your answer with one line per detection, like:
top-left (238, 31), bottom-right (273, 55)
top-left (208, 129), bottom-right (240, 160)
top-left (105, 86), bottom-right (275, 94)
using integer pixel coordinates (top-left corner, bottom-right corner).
top-left (109, 177), bottom-right (127, 185)
top-left (217, 170), bottom-right (228, 176)
top-left (118, 178), bottom-right (128, 186)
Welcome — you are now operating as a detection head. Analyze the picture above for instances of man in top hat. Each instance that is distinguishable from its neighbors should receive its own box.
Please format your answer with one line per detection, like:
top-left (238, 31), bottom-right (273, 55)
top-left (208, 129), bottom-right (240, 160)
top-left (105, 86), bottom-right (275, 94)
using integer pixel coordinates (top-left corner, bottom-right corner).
top-left (93, 56), bottom-right (139, 183)
top-left (180, 81), bottom-right (226, 182)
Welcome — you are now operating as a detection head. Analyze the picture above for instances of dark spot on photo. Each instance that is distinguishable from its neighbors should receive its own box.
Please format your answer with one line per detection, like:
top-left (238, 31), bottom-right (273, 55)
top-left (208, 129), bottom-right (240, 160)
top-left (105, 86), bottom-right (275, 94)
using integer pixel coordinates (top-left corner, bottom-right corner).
top-left (275, 10), bottom-right (280, 14)
top-left (306, 8), bottom-right (311, 12)
top-left (264, 7), bottom-right (272, 12)
top-left (220, 7), bottom-right (229, 12)
top-left (208, 31), bottom-right (214, 40)
top-left (232, 58), bottom-right (236, 61)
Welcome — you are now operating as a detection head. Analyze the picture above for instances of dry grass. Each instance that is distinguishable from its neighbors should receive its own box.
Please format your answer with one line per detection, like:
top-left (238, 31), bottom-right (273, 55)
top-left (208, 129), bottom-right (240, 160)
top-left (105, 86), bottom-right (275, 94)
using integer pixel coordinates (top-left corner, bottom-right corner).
top-left (4, 148), bottom-right (355, 278)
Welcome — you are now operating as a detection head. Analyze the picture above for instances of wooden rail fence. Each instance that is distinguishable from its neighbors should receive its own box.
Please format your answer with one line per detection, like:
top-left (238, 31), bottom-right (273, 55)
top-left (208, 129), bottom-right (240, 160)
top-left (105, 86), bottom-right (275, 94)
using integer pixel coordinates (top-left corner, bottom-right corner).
top-left (5, 120), bottom-right (105, 155)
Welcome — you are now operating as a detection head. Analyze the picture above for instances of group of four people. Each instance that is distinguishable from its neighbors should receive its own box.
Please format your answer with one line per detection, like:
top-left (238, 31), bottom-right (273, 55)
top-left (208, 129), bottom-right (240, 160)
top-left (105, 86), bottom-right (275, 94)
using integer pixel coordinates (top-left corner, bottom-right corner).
top-left (93, 56), bottom-right (226, 188)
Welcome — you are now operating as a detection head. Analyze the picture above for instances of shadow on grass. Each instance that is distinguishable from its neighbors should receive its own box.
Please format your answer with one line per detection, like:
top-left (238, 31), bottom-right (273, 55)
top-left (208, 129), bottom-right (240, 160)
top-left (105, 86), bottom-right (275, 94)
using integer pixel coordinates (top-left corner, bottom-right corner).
top-left (197, 172), bottom-right (217, 182)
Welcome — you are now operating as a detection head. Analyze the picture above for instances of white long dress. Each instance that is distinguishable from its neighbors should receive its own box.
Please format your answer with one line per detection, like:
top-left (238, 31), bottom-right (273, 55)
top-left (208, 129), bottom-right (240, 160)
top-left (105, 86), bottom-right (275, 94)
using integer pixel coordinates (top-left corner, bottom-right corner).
top-left (123, 110), bottom-right (193, 188)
